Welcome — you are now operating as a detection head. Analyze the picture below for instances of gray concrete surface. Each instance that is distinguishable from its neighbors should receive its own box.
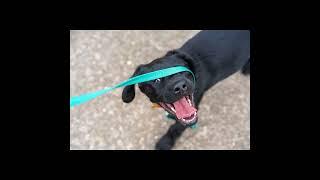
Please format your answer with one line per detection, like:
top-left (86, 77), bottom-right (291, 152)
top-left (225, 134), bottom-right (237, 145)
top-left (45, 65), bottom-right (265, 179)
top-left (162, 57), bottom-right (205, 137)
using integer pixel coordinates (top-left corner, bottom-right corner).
top-left (70, 30), bottom-right (250, 150)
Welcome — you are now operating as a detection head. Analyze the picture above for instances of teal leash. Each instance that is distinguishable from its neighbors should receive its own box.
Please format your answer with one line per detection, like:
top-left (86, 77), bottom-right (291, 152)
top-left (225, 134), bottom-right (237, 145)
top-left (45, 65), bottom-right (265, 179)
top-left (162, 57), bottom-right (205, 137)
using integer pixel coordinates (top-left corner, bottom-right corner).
top-left (70, 66), bottom-right (195, 108)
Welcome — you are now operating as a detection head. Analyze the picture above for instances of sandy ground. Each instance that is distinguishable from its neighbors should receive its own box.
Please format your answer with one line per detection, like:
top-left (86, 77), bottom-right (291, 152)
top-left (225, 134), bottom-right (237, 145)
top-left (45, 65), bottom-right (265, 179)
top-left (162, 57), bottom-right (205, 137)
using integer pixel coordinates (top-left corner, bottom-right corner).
top-left (70, 30), bottom-right (250, 150)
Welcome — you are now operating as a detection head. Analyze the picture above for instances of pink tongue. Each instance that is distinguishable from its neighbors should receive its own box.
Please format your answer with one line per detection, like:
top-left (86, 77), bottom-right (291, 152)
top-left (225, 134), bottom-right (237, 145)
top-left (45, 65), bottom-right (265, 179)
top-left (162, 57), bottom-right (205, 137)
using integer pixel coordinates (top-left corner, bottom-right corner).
top-left (172, 97), bottom-right (197, 119)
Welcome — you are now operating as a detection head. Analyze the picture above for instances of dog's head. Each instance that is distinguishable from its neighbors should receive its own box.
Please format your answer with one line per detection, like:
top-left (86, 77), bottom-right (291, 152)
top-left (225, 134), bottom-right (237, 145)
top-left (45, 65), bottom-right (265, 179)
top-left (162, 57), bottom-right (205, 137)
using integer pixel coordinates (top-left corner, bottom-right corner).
top-left (122, 50), bottom-right (198, 126)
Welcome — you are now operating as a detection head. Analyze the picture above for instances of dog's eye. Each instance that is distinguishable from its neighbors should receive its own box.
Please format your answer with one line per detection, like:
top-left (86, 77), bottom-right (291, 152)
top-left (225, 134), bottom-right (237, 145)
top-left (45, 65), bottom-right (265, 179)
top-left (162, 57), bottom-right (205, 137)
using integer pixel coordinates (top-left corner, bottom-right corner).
top-left (154, 79), bottom-right (161, 83)
top-left (154, 78), bottom-right (161, 84)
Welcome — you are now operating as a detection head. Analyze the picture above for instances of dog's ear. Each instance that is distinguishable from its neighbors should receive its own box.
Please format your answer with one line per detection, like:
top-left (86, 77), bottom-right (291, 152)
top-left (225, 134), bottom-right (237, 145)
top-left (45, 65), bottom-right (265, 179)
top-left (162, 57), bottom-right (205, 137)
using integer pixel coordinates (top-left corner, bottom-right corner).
top-left (122, 65), bottom-right (144, 103)
top-left (122, 85), bottom-right (135, 103)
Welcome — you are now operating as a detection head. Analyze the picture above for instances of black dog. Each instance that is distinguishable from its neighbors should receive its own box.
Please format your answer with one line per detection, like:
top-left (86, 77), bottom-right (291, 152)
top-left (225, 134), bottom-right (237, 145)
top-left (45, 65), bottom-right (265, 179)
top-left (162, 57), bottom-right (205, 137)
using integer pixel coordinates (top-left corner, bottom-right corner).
top-left (122, 30), bottom-right (250, 150)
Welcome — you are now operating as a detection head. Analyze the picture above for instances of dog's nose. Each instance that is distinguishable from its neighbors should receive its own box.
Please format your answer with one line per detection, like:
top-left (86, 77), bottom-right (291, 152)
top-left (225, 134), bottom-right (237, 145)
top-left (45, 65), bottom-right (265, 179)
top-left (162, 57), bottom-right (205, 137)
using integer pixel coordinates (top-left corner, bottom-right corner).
top-left (174, 81), bottom-right (188, 94)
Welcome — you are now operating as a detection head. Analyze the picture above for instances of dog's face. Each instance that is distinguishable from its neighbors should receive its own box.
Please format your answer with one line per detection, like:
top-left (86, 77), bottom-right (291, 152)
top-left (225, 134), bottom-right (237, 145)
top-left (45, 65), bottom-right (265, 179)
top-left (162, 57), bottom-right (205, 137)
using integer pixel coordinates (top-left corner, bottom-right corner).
top-left (122, 53), bottom-right (198, 126)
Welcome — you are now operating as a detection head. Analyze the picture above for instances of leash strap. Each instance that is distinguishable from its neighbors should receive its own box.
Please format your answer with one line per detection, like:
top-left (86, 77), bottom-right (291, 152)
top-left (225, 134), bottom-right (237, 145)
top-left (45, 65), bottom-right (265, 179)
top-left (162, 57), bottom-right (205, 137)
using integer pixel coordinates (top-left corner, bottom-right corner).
top-left (70, 66), bottom-right (195, 107)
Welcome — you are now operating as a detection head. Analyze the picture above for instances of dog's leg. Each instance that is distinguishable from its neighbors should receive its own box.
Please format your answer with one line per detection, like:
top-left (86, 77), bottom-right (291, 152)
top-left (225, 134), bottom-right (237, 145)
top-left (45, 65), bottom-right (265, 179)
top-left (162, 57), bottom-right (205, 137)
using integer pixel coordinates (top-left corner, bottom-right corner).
top-left (155, 122), bottom-right (186, 150)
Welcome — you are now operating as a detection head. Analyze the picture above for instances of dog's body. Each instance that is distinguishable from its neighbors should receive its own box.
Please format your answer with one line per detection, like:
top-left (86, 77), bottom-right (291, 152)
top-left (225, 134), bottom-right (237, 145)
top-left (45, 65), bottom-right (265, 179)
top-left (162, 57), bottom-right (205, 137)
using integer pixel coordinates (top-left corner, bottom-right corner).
top-left (122, 30), bottom-right (250, 150)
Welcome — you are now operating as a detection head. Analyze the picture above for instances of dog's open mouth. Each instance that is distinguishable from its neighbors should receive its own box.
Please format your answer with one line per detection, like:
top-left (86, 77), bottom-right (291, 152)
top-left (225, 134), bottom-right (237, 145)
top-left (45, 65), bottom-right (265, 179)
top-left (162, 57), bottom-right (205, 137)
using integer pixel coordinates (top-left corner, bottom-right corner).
top-left (158, 95), bottom-right (197, 126)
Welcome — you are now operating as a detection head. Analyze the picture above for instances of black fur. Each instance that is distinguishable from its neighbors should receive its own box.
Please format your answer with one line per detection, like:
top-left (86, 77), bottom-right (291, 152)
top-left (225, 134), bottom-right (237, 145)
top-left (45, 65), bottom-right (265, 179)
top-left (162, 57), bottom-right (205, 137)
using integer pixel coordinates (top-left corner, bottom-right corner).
top-left (122, 65), bottom-right (144, 103)
top-left (122, 30), bottom-right (250, 150)
top-left (242, 60), bottom-right (250, 75)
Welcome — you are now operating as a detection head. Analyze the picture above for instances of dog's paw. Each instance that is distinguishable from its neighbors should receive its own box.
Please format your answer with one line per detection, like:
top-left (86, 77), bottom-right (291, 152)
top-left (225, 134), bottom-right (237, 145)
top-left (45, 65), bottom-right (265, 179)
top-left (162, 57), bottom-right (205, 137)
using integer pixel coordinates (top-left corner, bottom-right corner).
top-left (155, 136), bottom-right (174, 150)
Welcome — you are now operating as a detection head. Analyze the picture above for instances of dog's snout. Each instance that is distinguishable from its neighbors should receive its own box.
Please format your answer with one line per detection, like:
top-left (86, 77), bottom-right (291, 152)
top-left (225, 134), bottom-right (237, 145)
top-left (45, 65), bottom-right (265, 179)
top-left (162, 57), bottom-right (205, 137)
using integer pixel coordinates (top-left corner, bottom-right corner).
top-left (173, 81), bottom-right (188, 94)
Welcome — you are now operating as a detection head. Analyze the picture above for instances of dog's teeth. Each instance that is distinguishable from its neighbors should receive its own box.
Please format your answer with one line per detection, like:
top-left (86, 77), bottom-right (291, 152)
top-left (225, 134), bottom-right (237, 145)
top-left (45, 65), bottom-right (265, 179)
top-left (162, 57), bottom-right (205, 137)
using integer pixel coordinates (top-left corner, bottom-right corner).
top-left (187, 98), bottom-right (192, 106)
top-left (170, 107), bottom-right (176, 113)
top-left (188, 100), bottom-right (191, 106)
